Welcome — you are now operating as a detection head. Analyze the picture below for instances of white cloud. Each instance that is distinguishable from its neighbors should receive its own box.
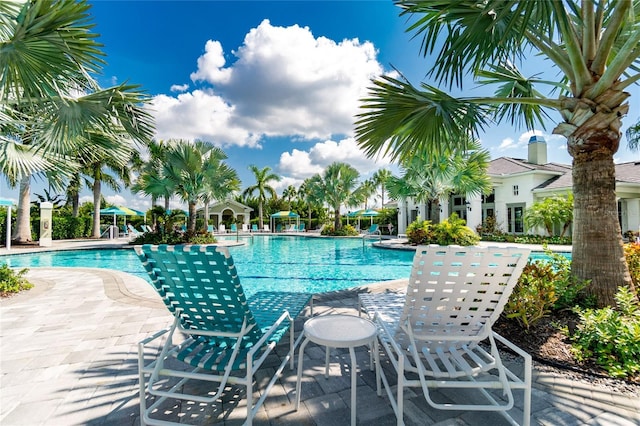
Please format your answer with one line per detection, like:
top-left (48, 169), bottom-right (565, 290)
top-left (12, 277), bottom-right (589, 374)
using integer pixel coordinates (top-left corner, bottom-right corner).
top-left (498, 137), bottom-right (516, 150)
top-left (151, 90), bottom-right (260, 147)
top-left (104, 194), bottom-right (127, 206)
top-left (152, 19), bottom-right (384, 147)
top-left (190, 40), bottom-right (232, 84)
top-left (170, 83), bottom-right (189, 92)
top-left (278, 137), bottom-right (392, 180)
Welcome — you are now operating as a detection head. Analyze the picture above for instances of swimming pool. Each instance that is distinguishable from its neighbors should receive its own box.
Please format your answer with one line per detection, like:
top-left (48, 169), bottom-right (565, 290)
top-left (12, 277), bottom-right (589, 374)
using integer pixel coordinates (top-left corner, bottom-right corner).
top-left (1, 237), bottom-right (569, 296)
top-left (1, 236), bottom-right (416, 296)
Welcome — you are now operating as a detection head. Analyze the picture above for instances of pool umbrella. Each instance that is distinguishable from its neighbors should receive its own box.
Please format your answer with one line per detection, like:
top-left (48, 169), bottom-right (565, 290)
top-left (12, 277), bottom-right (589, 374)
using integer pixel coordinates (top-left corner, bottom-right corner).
top-left (359, 209), bottom-right (379, 225)
top-left (99, 206), bottom-right (145, 228)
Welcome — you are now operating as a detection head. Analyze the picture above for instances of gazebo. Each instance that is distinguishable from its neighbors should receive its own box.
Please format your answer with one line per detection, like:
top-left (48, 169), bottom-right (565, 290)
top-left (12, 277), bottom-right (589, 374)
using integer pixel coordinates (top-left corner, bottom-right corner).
top-left (270, 211), bottom-right (300, 232)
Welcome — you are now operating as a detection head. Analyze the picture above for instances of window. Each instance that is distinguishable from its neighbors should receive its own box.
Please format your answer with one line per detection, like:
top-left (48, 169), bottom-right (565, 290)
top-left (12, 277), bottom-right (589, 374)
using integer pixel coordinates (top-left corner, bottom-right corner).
top-left (482, 190), bottom-right (495, 203)
top-left (513, 185), bottom-right (519, 196)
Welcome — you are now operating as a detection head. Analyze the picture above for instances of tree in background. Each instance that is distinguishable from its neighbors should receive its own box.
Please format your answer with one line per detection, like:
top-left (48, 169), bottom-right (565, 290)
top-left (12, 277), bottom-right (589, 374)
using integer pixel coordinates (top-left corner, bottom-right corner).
top-left (308, 162), bottom-right (362, 230)
top-left (242, 166), bottom-right (281, 230)
top-left (162, 140), bottom-right (239, 232)
top-left (525, 194), bottom-right (574, 237)
top-left (372, 168), bottom-right (392, 208)
top-left (392, 139), bottom-right (491, 224)
top-left (132, 139), bottom-right (174, 213)
top-left (282, 185), bottom-right (297, 210)
top-left (355, 0), bottom-right (639, 306)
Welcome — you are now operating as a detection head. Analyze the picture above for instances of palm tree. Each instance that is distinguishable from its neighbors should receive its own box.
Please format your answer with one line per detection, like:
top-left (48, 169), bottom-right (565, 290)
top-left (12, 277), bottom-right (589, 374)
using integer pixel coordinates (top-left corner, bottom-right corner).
top-left (1, 1), bottom-right (154, 242)
top-left (357, 178), bottom-right (377, 210)
top-left (282, 185), bottom-right (297, 210)
top-left (372, 168), bottom-right (392, 208)
top-left (131, 139), bottom-right (175, 212)
top-left (162, 140), bottom-right (239, 232)
top-left (200, 161), bottom-right (241, 232)
top-left (386, 174), bottom-right (417, 232)
top-left (355, 0), bottom-right (639, 307)
top-left (242, 166), bottom-right (281, 230)
top-left (312, 162), bottom-right (362, 230)
top-left (393, 139), bottom-right (491, 224)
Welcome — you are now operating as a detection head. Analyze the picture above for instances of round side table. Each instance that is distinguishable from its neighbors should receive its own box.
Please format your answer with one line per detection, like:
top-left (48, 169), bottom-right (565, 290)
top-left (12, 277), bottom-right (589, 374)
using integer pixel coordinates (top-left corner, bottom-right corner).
top-left (295, 314), bottom-right (380, 426)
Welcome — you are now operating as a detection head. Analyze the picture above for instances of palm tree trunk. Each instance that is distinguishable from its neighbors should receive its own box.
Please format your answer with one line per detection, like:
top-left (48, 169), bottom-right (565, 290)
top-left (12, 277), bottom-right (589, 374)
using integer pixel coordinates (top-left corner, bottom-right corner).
top-left (188, 202), bottom-right (197, 232)
top-left (258, 201), bottom-right (264, 229)
top-left (14, 175), bottom-right (32, 243)
top-left (71, 193), bottom-right (79, 217)
top-left (429, 199), bottom-right (440, 224)
top-left (202, 200), bottom-right (210, 232)
top-left (334, 208), bottom-right (340, 229)
top-left (92, 180), bottom-right (102, 238)
top-left (571, 151), bottom-right (634, 307)
top-left (164, 196), bottom-right (170, 211)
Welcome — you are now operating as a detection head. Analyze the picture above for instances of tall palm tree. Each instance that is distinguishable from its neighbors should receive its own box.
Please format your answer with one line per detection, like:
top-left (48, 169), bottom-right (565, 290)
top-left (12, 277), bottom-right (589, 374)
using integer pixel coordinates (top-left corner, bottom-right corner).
top-left (1, 1), bottom-right (154, 242)
top-left (312, 162), bottom-right (362, 230)
top-left (355, 0), bottom-right (639, 306)
top-left (162, 140), bottom-right (239, 232)
top-left (242, 166), bottom-right (281, 229)
top-left (372, 168), bottom-right (392, 208)
top-left (282, 185), bottom-right (297, 210)
top-left (357, 178), bottom-right (377, 210)
top-left (132, 139), bottom-right (175, 212)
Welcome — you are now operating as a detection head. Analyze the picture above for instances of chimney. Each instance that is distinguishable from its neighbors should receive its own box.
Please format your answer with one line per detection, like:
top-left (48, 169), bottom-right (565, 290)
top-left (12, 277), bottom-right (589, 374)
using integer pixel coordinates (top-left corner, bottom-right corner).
top-left (528, 135), bottom-right (547, 165)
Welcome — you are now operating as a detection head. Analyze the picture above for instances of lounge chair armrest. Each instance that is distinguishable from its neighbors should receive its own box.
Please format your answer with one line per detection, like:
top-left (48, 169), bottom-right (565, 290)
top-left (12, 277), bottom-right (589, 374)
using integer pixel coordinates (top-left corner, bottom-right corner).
top-left (249, 311), bottom-right (291, 353)
top-left (492, 331), bottom-right (532, 361)
top-left (139, 327), bottom-right (170, 346)
top-left (375, 311), bottom-right (405, 356)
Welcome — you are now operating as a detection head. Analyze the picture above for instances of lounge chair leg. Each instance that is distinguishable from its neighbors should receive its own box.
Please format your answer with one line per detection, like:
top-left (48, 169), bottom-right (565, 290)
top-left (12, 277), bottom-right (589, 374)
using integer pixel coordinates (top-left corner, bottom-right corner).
top-left (295, 338), bottom-right (311, 410)
top-left (325, 346), bottom-right (330, 378)
top-left (349, 347), bottom-right (357, 426)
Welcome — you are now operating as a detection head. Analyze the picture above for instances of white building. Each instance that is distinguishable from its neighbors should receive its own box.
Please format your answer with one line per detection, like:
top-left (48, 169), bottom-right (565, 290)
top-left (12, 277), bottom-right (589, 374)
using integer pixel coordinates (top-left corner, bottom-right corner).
top-left (397, 136), bottom-right (640, 237)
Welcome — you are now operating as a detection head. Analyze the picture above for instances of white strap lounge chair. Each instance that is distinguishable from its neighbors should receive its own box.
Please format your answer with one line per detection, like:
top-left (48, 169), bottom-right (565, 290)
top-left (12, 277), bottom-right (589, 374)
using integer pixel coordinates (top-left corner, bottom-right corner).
top-left (359, 245), bottom-right (531, 426)
top-left (135, 244), bottom-right (313, 426)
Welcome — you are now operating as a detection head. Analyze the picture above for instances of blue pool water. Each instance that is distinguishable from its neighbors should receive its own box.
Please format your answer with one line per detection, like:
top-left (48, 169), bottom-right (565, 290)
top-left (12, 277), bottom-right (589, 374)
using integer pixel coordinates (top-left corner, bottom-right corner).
top-left (1, 236), bottom-right (416, 296)
top-left (0, 237), bottom-right (568, 296)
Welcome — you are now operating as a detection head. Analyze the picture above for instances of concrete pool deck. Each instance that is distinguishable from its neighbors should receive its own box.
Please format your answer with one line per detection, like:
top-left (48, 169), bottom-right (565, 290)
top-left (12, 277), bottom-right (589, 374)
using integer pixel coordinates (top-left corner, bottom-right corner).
top-left (1, 238), bottom-right (638, 426)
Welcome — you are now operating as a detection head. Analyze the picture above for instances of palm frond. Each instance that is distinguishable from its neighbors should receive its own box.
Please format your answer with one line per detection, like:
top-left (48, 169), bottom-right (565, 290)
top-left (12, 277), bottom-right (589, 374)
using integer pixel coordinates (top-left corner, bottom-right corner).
top-left (476, 62), bottom-right (553, 129)
top-left (355, 75), bottom-right (489, 163)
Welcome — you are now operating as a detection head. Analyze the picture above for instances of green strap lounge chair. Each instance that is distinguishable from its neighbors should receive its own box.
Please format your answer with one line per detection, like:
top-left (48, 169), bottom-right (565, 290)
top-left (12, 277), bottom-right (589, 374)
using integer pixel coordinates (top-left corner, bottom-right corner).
top-left (135, 244), bottom-right (313, 426)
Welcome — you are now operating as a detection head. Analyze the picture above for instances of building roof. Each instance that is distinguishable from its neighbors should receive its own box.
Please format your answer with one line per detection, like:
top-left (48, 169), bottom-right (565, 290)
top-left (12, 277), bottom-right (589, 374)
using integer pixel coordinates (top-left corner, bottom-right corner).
top-left (488, 157), bottom-right (640, 192)
top-left (487, 157), bottom-right (570, 176)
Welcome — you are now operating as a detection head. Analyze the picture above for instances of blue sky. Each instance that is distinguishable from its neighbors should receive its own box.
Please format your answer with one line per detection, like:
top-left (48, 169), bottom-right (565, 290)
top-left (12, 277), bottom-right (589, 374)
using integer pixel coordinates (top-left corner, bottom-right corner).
top-left (2, 1), bottom-right (639, 210)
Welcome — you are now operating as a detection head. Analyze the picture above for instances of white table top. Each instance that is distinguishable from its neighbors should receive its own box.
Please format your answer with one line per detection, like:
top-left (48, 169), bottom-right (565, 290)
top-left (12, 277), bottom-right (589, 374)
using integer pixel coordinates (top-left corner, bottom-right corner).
top-left (303, 314), bottom-right (377, 348)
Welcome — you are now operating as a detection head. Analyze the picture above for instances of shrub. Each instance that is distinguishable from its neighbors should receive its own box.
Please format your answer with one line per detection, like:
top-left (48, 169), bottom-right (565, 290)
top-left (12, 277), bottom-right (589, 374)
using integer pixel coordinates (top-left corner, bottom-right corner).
top-left (571, 286), bottom-right (640, 378)
top-left (505, 262), bottom-right (558, 329)
top-left (406, 219), bottom-right (432, 245)
top-left (504, 247), bottom-right (589, 329)
top-left (321, 224), bottom-right (359, 236)
top-left (432, 213), bottom-right (479, 246)
top-left (0, 264), bottom-right (33, 295)
top-left (624, 242), bottom-right (640, 294)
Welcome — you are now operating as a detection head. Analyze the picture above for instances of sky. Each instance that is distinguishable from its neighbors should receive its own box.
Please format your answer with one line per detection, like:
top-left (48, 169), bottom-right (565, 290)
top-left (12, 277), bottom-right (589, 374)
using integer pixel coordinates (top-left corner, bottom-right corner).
top-left (2, 0), bottom-right (639, 211)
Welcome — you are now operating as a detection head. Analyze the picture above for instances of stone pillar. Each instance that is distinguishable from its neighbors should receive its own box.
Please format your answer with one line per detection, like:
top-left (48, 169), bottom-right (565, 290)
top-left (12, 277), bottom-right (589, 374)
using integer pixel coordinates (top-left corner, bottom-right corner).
top-left (39, 202), bottom-right (53, 247)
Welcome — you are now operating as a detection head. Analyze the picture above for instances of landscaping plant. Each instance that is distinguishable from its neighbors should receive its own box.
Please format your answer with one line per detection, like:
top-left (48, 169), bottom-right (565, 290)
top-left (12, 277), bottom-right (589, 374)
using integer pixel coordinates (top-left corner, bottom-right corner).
top-left (571, 286), bottom-right (640, 379)
top-left (505, 247), bottom-right (588, 330)
top-left (0, 264), bottom-right (32, 296)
